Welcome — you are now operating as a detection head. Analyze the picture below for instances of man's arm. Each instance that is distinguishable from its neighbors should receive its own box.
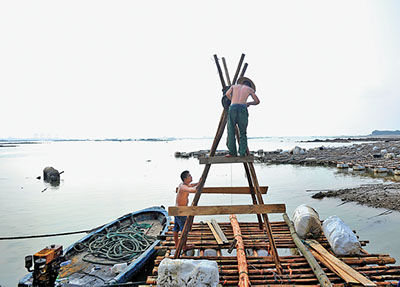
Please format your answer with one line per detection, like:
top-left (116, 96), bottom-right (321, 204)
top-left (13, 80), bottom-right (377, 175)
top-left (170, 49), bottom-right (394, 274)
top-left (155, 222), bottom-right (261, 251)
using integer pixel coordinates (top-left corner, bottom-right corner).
top-left (247, 90), bottom-right (260, 107)
top-left (180, 184), bottom-right (197, 193)
top-left (225, 86), bottom-right (233, 100)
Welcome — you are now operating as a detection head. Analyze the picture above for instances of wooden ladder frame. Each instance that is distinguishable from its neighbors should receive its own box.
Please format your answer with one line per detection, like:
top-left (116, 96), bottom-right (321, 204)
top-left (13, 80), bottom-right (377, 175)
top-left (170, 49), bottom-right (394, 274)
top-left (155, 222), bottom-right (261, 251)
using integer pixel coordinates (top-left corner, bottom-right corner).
top-left (173, 53), bottom-right (282, 274)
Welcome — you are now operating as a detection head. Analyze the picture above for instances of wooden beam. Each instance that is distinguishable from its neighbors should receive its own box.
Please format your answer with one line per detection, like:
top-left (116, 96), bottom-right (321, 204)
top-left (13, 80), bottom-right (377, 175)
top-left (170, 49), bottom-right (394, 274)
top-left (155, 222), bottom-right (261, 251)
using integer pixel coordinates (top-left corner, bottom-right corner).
top-left (306, 239), bottom-right (376, 287)
top-left (175, 186), bottom-right (268, 194)
top-left (199, 155), bottom-right (254, 165)
top-left (206, 221), bottom-right (223, 245)
top-left (211, 219), bottom-right (229, 244)
top-left (168, 204), bottom-right (286, 216)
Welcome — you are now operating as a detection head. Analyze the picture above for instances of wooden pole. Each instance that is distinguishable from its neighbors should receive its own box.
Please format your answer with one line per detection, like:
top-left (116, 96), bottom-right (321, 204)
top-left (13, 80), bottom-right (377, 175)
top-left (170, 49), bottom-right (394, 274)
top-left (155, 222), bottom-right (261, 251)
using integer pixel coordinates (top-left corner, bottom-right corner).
top-left (222, 57), bottom-right (231, 86)
top-left (232, 53), bottom-right (245, 85)
top-left (230, 214), bottom-right (250, 287)
top-left (213, 54), bottom-right (226, 90)
top-left (283, 213), bottom-right (333, 287)
top-left (247, 162), bottom-right (283, 274)
top-left (239, 63), bottom-right (248, 79)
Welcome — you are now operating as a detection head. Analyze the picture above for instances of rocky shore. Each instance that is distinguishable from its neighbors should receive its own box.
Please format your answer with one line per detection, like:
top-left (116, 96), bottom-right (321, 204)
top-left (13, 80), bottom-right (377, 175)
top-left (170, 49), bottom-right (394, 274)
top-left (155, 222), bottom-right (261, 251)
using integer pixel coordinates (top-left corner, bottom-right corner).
top-left (311, 183), bottom-right (400, 212)
top-left (175, 140), bottom-right (400, 173)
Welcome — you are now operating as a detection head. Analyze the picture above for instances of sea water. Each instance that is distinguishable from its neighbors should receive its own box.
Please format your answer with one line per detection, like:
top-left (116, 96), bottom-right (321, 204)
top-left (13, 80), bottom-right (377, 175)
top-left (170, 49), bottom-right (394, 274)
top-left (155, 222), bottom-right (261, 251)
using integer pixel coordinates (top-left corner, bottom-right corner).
top-left (0, 138), bottom-right (399, 286)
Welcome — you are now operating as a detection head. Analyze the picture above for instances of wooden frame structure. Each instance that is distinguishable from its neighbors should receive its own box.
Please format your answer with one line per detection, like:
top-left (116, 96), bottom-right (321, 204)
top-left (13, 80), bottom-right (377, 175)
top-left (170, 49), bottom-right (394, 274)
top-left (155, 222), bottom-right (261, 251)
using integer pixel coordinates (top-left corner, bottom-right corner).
top-left (173, 53), bottom-right (283, 274)
top-left (146, 54), bottom-right (400, 286)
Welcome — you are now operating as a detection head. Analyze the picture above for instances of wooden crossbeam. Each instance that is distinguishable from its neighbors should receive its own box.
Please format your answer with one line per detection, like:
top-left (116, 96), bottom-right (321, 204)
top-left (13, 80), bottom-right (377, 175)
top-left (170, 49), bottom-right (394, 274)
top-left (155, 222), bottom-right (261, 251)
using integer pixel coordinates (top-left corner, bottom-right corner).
top-left (199, 155), bottom-right (254, 165)
top-left (169, 204), bottom-right (286, 216)
top-left (175, 186), bottom-right (268, 194)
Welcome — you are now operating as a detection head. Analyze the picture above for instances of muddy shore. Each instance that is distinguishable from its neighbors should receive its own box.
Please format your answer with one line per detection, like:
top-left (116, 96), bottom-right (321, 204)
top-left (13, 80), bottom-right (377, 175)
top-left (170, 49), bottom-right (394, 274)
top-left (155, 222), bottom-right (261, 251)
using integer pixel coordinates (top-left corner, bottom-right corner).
top-left (311, 183), bottom-right (400, 212)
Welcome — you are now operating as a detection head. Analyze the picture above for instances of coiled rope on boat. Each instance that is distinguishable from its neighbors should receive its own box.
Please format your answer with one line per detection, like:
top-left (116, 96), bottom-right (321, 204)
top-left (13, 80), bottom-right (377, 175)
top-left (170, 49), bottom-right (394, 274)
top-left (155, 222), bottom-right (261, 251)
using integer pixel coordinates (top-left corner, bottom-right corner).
top-left (73, 223), bottom-right (156, 265)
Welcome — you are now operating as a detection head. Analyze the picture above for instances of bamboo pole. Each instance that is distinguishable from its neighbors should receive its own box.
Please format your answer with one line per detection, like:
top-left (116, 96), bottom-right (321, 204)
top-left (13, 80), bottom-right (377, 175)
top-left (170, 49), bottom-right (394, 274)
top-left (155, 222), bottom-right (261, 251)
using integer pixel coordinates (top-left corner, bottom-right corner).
top-left (283, 212), bottom-right (332, 287)
top-left (230, 214), bottom-right (250, 287)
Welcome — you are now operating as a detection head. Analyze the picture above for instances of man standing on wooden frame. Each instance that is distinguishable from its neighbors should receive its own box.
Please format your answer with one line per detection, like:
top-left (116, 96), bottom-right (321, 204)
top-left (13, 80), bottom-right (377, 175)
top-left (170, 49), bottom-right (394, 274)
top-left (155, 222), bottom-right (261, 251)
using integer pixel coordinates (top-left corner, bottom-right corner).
top-left (225, 77), bottom-right (260, 157)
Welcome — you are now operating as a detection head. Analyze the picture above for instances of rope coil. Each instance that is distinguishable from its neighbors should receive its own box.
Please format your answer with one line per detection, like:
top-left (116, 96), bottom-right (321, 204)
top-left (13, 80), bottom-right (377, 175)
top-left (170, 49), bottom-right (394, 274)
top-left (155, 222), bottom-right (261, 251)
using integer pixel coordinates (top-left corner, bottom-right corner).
top-left (73, 223), bottom-right (155, 265)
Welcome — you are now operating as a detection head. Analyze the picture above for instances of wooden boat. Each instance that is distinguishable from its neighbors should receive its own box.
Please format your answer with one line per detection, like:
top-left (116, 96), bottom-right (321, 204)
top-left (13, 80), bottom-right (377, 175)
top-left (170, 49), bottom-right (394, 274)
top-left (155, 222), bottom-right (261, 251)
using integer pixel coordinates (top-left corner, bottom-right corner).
top-left (18, 206), bottom-right (170, 286)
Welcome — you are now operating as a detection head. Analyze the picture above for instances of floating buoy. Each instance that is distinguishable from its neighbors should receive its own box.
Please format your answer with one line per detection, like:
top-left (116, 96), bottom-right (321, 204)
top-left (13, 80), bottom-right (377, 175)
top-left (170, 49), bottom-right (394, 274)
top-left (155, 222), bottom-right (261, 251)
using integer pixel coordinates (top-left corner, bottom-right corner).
top-left (337, 163), bottom-right (349, 169)
top-left (352, 165), bottom-right (365, 171)
top-left (374, 167), bottom-right (388, 173)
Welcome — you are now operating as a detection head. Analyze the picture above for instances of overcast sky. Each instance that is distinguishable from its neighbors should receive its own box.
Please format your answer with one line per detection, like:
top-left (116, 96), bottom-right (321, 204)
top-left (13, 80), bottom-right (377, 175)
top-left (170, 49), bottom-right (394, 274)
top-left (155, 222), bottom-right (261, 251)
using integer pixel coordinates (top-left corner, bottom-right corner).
top-left (1, 1), bottom-right (399, 139)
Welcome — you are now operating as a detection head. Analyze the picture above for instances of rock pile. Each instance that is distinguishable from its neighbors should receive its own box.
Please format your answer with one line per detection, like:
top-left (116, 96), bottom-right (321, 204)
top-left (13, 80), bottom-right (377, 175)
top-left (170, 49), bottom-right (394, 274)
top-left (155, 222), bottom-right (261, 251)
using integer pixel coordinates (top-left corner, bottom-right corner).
top-left (257, 142), bottom-right (400, 173)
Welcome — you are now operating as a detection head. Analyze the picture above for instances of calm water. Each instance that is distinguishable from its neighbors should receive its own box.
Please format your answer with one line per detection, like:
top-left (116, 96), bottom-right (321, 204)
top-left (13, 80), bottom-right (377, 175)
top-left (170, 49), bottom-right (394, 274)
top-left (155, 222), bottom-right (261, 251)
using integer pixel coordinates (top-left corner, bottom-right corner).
top-left (0, 138), bottom-right (399, 286)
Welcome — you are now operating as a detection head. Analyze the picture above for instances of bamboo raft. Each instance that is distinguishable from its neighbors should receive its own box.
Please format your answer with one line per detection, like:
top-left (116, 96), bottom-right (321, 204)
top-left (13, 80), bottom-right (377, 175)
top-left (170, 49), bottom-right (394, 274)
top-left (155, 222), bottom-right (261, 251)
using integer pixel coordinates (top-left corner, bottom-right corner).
top-left (145, 54), bottom-right (400, 286)
top-left (146, 218), bottom-right (400, 286)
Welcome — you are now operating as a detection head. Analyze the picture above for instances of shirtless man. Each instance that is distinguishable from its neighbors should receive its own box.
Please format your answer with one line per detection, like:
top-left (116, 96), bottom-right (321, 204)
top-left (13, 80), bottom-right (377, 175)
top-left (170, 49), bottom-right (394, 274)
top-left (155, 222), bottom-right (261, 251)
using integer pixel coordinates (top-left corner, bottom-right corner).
top-left (225, 77), bottom-right (260, 157)
top-left (174, 170), bottom-right (198, 250)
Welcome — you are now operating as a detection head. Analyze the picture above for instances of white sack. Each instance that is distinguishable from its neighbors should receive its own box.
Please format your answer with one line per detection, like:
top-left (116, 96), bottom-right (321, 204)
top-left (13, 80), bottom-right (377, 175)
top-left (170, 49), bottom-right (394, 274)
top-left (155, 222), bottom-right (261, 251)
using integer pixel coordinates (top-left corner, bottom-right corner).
top-left (292, 204), bottom-right (322, 239)
top-left (322, 215), bottom-right (361, 255)
top-left (157, 258), bottom-right (219, 287)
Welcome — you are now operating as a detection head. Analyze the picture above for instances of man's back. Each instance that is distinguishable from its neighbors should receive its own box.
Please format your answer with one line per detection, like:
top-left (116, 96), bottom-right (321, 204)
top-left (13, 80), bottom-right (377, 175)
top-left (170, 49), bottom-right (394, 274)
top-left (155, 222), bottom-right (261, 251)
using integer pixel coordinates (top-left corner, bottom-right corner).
top-left (227, 84), bottom-right (259, 105)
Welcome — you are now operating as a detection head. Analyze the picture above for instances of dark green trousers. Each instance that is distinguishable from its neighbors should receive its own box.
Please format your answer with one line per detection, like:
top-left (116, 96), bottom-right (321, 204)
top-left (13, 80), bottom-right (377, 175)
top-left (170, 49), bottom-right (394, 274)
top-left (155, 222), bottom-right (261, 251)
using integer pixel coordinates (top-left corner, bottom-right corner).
top-left (227, 104), bottom-right (248, 156)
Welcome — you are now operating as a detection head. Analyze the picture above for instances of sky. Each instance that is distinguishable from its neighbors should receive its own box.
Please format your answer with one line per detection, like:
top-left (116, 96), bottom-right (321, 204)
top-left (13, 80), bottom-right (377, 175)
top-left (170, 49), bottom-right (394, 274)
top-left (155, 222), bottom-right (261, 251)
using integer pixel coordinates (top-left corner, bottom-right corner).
top-left (1, 0), bottom-right (399, 139)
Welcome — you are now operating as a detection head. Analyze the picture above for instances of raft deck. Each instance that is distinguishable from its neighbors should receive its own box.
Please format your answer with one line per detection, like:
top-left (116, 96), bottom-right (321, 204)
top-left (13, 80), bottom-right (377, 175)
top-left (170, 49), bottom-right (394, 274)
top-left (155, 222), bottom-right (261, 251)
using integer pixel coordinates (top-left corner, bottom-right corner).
top-left (146, 219), bottom-right (400, 286)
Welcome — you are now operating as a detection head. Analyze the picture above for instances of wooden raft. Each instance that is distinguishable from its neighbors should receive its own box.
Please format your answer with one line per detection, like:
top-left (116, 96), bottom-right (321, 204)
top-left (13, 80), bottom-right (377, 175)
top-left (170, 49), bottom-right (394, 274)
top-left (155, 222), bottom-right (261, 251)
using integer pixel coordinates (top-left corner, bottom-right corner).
top-left (146, 218), bottom-right (400, 286)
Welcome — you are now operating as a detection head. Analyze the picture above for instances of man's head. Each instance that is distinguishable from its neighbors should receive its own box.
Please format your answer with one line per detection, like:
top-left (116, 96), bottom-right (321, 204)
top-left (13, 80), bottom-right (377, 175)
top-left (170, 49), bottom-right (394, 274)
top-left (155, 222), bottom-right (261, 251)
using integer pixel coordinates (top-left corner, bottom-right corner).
top-left (237, 77), bottom-right (256, 91)
top-left (180, 170), bottom-right (192, 184)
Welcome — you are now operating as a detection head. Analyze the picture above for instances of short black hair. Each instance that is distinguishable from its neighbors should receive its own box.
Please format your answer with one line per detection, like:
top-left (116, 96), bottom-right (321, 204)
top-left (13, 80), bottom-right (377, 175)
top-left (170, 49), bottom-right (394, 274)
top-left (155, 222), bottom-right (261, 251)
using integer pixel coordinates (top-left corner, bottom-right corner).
top-left (243, 80), bottom-right (252, 88)
top-left (180, 170), bottom-right (190, 181)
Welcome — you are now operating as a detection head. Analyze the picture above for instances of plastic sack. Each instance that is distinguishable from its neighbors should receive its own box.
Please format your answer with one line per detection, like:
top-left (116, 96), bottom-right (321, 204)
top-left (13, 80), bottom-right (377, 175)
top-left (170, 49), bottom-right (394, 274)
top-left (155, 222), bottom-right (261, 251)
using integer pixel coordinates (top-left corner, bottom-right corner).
top-left (157, 258), bottom-right (219, 287)
top-left (322, 215), bottom-right (361, 255)
top-left (292, 204), bottom-right (322, 239)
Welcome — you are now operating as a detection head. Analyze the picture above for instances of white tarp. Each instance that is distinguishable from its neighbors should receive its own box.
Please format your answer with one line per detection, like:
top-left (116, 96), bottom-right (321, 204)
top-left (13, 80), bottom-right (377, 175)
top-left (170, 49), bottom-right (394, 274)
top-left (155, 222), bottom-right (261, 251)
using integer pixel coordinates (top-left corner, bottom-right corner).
top-left (292, 204), bottom-right (322, 239)
top-left (322, 215), bottom-right (361, 255)
top-left (157, 258), bottom-right (219, 287)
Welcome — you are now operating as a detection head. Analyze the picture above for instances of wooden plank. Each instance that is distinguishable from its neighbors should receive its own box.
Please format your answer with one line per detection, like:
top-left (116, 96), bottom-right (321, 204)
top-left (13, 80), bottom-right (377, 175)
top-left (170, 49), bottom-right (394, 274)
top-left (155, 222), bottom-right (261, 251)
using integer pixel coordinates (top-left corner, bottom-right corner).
top-left (175, 186), bottom-right (268, 194)
top-left (206, 221), bottom-right (223, 245)
top-left (168, 204), bottom-right (286, 216)
top-left (306, 239), bottom-right (376, 287)
top-left (310, 249), bottom-right (358, 284)
top-left (211, 219), bottom-right (229, 244)
top-left (199, 155), bottom-right (254, 165)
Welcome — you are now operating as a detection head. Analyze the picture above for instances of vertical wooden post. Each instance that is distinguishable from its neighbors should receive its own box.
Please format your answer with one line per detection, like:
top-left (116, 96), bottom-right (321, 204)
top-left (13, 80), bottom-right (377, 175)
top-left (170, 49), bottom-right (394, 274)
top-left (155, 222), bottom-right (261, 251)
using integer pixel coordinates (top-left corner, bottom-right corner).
top-left (247, 162), bottom-right (283, 274)
top-left (222, 57), bottom-right (231, 86)
top-left (239, 63), bottom-right (248, 78)
top-left (232, 53), bottom-right (245, 85)
top-left (213, 54), bottom-right (226, 90)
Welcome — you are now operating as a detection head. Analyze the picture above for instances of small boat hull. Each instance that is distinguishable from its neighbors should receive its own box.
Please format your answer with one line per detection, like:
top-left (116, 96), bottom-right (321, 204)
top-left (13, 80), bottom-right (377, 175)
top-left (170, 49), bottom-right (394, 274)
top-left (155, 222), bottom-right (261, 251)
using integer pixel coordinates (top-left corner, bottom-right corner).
top-left (18, 206), bottom-right (170, 286)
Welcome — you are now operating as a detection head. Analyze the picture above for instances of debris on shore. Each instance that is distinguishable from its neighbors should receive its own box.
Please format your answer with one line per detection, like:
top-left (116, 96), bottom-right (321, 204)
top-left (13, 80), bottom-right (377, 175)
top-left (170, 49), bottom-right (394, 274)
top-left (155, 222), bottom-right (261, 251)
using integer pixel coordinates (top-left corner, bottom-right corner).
top-left (175, 140), bottom-right (400, 173)
top-left (311, 183), bottom-right (400, 211)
